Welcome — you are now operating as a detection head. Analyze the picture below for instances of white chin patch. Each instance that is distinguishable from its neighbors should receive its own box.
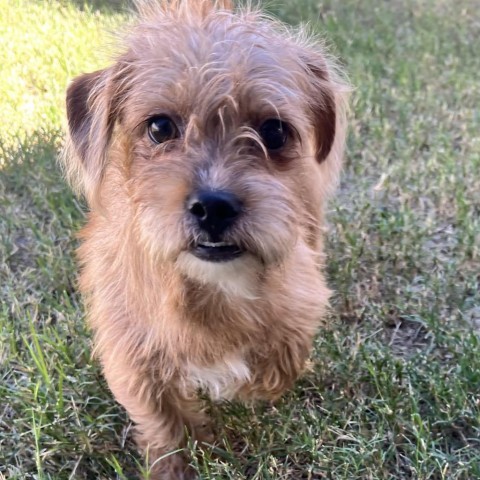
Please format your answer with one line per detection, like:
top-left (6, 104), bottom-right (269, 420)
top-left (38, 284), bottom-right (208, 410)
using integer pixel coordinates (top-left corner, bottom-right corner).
top-left (176, 252), bottom-right (261, 299)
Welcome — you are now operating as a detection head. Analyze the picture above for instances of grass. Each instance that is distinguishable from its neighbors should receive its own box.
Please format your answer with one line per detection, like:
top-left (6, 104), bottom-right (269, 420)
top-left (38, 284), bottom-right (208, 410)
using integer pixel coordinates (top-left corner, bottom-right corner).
top-left (0, 0), bottom-right (479, 478)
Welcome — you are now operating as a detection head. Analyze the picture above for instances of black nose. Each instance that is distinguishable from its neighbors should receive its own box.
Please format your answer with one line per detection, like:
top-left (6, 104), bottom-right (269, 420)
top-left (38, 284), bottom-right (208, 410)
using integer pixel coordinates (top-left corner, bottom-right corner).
top-left (187, 190), bottom-right (242, 239)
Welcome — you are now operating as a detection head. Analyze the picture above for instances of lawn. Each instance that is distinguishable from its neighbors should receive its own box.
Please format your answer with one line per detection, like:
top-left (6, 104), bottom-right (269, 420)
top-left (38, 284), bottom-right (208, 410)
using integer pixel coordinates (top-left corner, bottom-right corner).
top-left (0, 0), bottom-right (479, 479)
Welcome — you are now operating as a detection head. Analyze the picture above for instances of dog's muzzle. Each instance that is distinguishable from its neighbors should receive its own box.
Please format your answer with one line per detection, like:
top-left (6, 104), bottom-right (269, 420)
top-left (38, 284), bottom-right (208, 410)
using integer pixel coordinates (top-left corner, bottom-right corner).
top-left (187, 189), bottom-right (245, 262)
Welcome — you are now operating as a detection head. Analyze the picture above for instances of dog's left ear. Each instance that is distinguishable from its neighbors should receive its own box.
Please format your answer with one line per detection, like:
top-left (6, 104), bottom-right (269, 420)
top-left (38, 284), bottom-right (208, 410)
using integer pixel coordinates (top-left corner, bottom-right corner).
top-left (302, 54), bottom-right (342, 163)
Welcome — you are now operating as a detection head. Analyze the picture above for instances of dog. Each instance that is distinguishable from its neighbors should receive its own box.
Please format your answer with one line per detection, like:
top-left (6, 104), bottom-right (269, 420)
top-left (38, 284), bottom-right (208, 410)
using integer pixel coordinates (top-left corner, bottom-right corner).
top-left (62, 0), bottom-right (348, 477)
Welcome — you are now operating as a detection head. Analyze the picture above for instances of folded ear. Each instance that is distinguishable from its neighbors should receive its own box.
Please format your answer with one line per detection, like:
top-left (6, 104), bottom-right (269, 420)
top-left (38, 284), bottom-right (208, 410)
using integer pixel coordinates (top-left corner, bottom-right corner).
top-left (63, 67), bottom-right (119, 204)
top-left (302, 52), bottom-right (348, 164)
top-left (307, 63), bottom-right (336, 162)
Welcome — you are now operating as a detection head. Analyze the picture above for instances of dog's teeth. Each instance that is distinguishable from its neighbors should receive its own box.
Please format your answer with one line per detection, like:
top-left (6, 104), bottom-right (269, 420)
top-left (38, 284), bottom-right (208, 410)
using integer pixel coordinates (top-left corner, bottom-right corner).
top-left (198, 241), bottom-right (233, 247)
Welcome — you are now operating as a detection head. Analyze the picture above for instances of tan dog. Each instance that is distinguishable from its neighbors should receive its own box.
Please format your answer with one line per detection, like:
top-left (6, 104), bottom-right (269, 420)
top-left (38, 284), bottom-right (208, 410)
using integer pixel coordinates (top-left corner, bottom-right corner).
top-left (62, 0), bottom-right (348, 478)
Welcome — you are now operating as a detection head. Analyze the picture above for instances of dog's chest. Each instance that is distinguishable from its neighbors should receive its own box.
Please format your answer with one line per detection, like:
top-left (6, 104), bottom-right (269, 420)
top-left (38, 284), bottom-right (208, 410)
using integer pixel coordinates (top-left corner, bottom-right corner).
top-left (186, 355), bottom-right (250, 401)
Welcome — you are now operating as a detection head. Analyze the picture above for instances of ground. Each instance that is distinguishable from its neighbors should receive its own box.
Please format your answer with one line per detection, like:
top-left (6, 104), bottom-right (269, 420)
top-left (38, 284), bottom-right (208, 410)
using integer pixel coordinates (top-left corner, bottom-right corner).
top-left (0, 0), bottom-right (479, 479)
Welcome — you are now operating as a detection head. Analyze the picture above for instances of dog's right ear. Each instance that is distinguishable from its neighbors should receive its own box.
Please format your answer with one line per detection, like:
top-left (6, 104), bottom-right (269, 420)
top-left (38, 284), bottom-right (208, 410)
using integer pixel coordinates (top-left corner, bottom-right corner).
top-left (63, 67), bottom-right (119, 205)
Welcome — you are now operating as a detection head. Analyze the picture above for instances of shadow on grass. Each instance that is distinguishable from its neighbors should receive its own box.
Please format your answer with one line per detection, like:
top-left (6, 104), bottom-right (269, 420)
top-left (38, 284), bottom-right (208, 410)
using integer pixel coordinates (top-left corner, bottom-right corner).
top-left (0, 129), bottom-right (85, 312)
top-left (0, 130), bottom-right (142, 479)
top-left (0, 130), bottom-right (77, 211)
top-left (65, 0), bottom-right (131, 13)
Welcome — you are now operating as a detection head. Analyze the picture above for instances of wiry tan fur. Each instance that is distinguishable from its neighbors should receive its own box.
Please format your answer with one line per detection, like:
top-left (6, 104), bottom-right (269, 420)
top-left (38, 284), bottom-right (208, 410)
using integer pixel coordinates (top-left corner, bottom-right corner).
top-left (61, 1), bottom-right (349, 478)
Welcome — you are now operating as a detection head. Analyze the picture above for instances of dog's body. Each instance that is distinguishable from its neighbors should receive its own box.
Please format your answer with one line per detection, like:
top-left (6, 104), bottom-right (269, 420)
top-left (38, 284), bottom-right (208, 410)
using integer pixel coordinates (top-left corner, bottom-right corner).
top-left (63, 1), bottom-right (347, 477)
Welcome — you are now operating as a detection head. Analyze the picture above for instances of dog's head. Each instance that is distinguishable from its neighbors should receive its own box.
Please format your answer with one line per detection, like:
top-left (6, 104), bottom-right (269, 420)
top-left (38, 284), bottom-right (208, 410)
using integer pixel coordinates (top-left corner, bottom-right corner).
top-left (64, 0), bottom-right (348, 293)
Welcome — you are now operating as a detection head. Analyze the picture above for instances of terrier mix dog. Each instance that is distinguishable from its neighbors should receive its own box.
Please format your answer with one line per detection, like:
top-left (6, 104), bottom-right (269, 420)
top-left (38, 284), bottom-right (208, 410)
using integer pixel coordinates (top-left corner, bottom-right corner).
top-left (63, 0), bottom-right (348, 477)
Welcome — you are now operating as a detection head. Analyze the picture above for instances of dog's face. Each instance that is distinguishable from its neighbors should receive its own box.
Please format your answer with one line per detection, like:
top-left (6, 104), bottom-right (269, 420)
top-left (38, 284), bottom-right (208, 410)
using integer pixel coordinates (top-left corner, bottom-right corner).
top-left (65, 1), bottom-right (345, 291)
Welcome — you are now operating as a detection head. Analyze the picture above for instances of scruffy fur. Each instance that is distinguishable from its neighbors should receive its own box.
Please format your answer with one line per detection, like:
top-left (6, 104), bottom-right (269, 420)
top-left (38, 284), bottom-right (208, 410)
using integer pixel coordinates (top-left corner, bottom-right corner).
top-left (62, 1), bottom-right (348, 478)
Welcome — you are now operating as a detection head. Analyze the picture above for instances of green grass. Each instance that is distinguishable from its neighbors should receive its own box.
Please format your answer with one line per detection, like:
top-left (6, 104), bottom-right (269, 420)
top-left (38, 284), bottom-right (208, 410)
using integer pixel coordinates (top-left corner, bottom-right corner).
top-left (1, 0), bottom-right (479, 479)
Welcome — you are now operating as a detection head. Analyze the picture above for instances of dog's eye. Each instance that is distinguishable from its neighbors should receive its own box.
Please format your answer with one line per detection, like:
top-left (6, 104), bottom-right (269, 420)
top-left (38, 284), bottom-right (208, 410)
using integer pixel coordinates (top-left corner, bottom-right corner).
top-left (259, 119), bottom-right (289, 150)
top-left (147, 116), bottom-right (178, 144)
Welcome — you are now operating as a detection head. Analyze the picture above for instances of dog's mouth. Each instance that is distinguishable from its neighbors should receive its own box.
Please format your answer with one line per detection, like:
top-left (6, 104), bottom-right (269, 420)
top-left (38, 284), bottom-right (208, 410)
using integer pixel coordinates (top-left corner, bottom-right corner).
top-left (191, 241), bottom-right (245, 262)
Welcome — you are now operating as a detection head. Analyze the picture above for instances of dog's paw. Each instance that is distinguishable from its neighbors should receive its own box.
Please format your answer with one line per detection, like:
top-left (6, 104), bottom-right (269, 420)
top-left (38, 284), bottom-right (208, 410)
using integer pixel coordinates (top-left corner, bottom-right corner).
top-left (147, 454), bottom-right (197, 480)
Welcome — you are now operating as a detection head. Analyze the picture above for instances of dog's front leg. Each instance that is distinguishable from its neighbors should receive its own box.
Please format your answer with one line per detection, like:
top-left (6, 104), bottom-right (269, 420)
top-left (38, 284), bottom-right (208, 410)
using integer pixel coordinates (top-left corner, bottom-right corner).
top-left (102, 362), bottom-right (206, 479)
top-left (242, 335), bottom-right (312, 401)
